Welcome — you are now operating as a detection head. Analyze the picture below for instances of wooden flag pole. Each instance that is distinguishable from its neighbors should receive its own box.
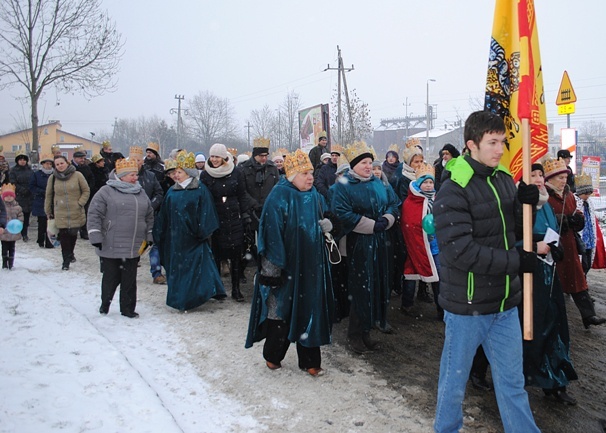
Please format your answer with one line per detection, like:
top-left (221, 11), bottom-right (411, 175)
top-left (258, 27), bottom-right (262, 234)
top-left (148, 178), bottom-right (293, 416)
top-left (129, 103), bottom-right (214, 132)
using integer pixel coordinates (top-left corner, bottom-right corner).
top-left (522, 118), bottom-right (533, 340)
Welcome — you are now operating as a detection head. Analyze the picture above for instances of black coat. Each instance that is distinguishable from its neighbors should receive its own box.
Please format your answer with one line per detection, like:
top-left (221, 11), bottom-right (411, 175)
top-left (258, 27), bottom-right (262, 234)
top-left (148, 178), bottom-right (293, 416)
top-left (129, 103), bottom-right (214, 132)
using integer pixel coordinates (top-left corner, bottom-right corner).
top-left (73, 161), bottom-right (95, 205)
top-left (9, 164), bottom-right (33, 213)
top-left (238, 158), bottom-right (280, 229)
top-left (144, 157), bottom-right (165, 184)
top-left (29, 169), bottom-right (51, 217)
top-left (201, 167), bottom-right (251, 249)
top-left (99, 150), bottom-right (125, 173)
top-left (137, 167), bottom-right (164, 212)
top-left (89, 164), bottom-right (108, 198)
top-left (314, 161), bottom-right (337, 199)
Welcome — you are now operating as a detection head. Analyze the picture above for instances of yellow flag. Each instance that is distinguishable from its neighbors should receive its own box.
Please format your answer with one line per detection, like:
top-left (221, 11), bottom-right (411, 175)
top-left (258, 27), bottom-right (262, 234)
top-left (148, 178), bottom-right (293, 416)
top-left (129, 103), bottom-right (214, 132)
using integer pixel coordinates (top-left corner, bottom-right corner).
top-left (484, 0), bottom-right (548, 181)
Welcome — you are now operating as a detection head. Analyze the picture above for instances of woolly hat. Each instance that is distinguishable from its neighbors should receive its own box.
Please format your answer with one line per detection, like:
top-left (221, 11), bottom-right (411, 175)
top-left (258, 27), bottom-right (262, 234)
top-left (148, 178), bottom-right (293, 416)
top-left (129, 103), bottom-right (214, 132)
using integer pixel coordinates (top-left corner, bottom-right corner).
top-left (252, 137), bottom-right (270, 157)
top-left (209, 143), bottom-right (229, 160)
top-left (320, 152), bottom-right (332, 162)
top-left (557, 149), bottom-right (572, 159)
top-left (252, 147), bottom-right (270, 158)
top-left (272, 155), bottom-right (284, 163)
top-left (385, 150), bottom-right (399, 162)
top-left (237, 154), bottom-right (250, 165)
top-left (531, 163), bottom-right (544, 174)
top-left (440, 143), bottom-right (460, 159)
top-left (336, 163), bottom-right (350, 176)
top-left (1, 183), bottom-right (16, 200)
top-left (195, 153), bottom-right (206, 163)
top-left (402, 146), bottom-right (423, 166)
top-left (371, 160), bottom-right (382, 168)
top-left (575, 173), bottom-right (593, 196)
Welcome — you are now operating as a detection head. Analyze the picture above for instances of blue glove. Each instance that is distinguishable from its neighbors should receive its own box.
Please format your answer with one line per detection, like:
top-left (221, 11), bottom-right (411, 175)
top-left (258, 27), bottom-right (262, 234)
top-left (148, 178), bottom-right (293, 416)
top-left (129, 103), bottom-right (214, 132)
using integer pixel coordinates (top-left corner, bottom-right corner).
top-left (373, 217), bottom-right (389, 232)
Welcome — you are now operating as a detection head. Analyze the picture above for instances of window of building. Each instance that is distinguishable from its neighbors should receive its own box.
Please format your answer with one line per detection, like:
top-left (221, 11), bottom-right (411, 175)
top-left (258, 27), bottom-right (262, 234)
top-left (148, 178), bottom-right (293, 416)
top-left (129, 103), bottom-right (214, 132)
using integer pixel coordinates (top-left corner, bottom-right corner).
top-left (60, 135), bottom-right (65, 142)
top-left (44, 128), bottom-right (48, 135)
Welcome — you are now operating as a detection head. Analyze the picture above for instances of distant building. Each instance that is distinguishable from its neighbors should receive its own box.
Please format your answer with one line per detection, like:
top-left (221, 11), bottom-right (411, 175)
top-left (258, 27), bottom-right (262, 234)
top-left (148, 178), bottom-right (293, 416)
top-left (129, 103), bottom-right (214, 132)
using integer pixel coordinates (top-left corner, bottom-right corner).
top-left (410, 126), bottom-right (464, 161)
top-left (0, 120), bottom-right (100, 164)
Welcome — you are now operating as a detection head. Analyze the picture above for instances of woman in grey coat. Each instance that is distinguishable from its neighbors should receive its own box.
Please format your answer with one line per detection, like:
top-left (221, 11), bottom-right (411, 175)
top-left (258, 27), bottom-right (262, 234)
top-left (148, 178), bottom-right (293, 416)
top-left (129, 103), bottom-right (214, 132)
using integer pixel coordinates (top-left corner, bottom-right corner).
top-left (87, 159), bottom-right (154, 318)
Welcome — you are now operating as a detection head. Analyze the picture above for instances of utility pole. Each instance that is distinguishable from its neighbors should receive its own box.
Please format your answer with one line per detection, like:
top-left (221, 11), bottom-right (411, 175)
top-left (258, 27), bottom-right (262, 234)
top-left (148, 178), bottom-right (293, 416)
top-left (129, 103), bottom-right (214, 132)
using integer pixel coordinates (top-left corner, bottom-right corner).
top-left (170, 95), bottom-right (187, 149)
top-left (244, 121), bottom-right (252, 147)
top-left (324, 45), bottom-right (354, 144)
top-left (403, 97), bottom-right (411, 143)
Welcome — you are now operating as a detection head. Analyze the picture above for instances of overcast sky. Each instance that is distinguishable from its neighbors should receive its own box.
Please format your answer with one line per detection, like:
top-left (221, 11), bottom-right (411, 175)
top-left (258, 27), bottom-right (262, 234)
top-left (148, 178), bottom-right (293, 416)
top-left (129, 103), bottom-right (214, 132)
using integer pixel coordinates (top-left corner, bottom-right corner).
top-left (0, 0), bottom-right (604, 141)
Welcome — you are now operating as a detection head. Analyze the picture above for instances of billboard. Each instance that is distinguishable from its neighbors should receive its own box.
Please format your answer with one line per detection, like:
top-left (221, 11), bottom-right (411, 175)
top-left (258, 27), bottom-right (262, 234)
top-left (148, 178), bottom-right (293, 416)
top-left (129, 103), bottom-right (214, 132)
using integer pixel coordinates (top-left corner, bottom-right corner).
top-left (581, 155), bottom-right (601, 197)
top-left (299, 104), bottom-right (329, 152)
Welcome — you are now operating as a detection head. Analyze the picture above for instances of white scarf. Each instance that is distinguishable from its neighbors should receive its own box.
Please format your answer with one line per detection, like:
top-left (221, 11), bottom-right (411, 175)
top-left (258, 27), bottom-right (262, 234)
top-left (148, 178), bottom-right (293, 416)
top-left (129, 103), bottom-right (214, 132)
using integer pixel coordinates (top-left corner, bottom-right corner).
top-left (205, 158), bottom-right (235, 178)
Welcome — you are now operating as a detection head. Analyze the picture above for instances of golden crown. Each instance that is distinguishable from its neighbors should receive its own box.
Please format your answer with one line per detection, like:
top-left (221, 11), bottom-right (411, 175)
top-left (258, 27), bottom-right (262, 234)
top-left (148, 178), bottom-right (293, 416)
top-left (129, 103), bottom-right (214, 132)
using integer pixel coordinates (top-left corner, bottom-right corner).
top-left (271, 148), bottom-right (289, 160)
top-left (146, 142), bottom-right (160, 154)
top-left (405, 137), bottom-right (421, 148)
top-left (115, 158), bottom-right (138, 175)
top-left (227, 147), bottom-right (239, 156)
top-left (284, 149), bottom-right (314, 178)
top-left (164, 158), bottom-right (178, 172)
top-left (343, 141), bottom-right (377, 164)
top-left (575, 173), bottom-right (593, 188)
top-left (253, 137), bottom-right (270, 148)
top-left (403, 145), bottom-right (424, 165)
top-left (1, 183), bottom-right (16, 195)
top-left (542, 156), bottom-right (567, 179)
top-left (388, 143), bottom-right (400, 153)
top-left (51, 144), bottom-right (60, 153)
top-left (176, 150), bottom-right (196, 169)
top-left (102, 140), bottom-right (111, 149)
top-left (40, 153), bottom-right (54, 163)
top-left (129, 146), bottom-right (144, 158)
top-left (318, 130), bottom-right (328, 140)
top-left (415, 162), bottom-right (435, 179)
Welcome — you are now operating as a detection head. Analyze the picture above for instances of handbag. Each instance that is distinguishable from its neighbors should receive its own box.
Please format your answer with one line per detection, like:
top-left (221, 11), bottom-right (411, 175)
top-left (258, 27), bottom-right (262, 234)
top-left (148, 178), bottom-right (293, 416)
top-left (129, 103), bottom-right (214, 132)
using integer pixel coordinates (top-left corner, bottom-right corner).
top-left (324, 232), bottom-right (342, 264)
top-left (47, 218), bottom-right (59, 236)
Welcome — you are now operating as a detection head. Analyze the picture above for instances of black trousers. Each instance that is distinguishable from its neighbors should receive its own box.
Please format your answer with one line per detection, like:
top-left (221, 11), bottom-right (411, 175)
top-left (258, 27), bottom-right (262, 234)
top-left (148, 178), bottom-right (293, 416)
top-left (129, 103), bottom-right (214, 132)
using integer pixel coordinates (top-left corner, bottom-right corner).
top-left (100, 257), bottom-right (139, 314)
top-left (263, 319), bottom-right (321, 370)
top-left (1, 241), bottom-right (15, 268)
top-left (571, 289), bottom-right (596, 319)
top-left (21, 212), bottom-right (30, 238)
top-left (36, 216), bottom-right (53, 247)
top-left (58, 228), bottom-right (78, 264)
top-left (212, 243), bottom-right (242, 291)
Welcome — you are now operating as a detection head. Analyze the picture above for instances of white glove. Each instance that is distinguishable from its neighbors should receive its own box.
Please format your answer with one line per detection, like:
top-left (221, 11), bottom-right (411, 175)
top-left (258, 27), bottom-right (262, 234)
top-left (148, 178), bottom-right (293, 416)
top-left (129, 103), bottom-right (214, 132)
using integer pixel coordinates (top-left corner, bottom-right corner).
top-left (319, 218), bottom-right (333, 233)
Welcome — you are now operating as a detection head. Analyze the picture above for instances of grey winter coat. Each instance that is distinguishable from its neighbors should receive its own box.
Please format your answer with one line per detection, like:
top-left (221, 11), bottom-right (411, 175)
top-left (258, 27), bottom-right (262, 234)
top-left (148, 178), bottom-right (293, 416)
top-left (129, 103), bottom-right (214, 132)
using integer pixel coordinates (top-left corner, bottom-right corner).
top-left (87, 178), bottom-right (154, 259)
top-left (45, 167), bottom-right (90, 229)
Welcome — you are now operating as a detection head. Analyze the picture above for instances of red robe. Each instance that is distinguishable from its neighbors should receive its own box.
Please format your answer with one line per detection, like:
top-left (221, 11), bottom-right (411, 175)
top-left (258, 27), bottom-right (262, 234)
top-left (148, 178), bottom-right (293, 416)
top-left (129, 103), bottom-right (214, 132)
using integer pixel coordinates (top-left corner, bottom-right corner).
top-left (592, 220), bottom-right (606, 269)
top-left (400, 185), bottom-right (438, 282)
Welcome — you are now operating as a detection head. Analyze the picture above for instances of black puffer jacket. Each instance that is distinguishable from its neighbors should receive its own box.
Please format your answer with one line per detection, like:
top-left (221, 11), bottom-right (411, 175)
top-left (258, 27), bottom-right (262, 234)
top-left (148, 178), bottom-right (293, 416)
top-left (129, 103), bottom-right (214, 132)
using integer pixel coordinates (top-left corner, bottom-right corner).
top-left (314, 161), bottom-right (337, 200)
top-left (238, 158), bottom-right (279, 229)
top-left (201, 167), bottom-right (251, 249)
top-left (434, 155), bottom-right (521, 315)
top-left (9, 164), bottom-right (33, 213)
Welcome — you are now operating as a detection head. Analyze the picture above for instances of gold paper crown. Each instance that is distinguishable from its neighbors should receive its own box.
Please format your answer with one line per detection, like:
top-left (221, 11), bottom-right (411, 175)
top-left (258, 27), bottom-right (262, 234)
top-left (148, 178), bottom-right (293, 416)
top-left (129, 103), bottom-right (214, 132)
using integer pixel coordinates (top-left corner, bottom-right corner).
top-left (175, 150), bottom-right (196, 169)
top-left (542, 156), bottom-right (567, 179)
top-left (342, 141), bottom-right (377, 164)
top-left (102, 140), bottom-right (111, 149)
top-left (73, 145), bottom-right (84, 153)
top-left (403, 145), bottom-right (424, 165)
top-left (575, 173), bottom-right (592, 188)
top-left (271, 148), bottom-right (290, 160)
top-left (129, 146), bottom-right (144, 159)
top-left (40, 153), bottom-right (54, 163)
top-left (51, 144), bottom-right (60, 153)
top-left (146, 142), bottom-right (160, 155)
top-left (1, 183), bottom-right (16, 196)
top-left (115, 158), bottom-right (138, 175)
top-left (318, 130), bottom-right (327, 140)
top-left (227, 147), bottom-right (238, 156)
top-left (253, 137), bottom-right (270, 148)
top-left (284, 149), bottom-right (314, 178)
top-left (164, 158), bottom-right (178, 172)
top-left (388, 143), bottom-right (400, 153)
top-left (405, 137), bottom-right (421, 148)
top-left (415, 162), bottom-right (435, 180)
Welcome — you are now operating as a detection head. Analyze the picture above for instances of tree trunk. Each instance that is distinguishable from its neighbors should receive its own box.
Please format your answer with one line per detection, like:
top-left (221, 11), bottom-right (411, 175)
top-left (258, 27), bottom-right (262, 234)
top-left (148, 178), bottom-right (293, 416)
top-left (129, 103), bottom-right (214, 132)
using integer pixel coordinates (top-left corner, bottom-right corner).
top-left (30, 93), bottom-right (40, 163)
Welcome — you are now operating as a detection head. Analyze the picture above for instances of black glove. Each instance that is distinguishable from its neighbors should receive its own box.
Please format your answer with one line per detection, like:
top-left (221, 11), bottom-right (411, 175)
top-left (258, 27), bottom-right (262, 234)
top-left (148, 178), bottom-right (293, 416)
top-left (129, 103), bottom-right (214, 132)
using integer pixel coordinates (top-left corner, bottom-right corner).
top-left (92, 243), bottom-right (102, 251)
top-left (258, 273), bottom-right (283, 287)
top-left (517, 180), bottom-right (539, 205)
top-left (567, 213), bottom-right (584, 230)
top-left (548, 241), bottom-right (564, 262)
top-left (519, 249), bottom-right (537, 273)
top-left (147, 241), bottom-right (153, 248)
top-left (373, 217), bottom-right (389, 232)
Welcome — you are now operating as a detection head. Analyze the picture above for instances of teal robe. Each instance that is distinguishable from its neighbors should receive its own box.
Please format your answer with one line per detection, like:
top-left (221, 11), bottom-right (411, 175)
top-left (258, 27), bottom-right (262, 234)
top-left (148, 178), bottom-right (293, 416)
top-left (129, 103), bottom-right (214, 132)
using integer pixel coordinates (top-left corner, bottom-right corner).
top-left (245, 178), bottom-right (334, 348)
top-left (330, 173), bottom-right (400, 331)
top-left (154, 177), bottom-right (226, 310)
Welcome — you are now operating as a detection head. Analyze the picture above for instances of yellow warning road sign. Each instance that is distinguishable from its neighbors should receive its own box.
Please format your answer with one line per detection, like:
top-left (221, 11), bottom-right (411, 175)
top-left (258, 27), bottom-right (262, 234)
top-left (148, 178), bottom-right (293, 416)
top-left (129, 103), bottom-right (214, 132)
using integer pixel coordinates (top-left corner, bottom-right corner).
top-left (558, 103), bottom-right (576, 115)
top-left (556, 71), bottom-right (577, 105)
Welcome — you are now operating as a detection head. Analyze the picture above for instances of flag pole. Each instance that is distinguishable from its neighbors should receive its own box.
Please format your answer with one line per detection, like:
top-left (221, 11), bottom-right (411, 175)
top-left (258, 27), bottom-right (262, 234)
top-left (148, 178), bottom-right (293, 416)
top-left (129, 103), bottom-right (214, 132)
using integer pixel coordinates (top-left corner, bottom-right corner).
top-left (522, 118), bottom-right (533, 340)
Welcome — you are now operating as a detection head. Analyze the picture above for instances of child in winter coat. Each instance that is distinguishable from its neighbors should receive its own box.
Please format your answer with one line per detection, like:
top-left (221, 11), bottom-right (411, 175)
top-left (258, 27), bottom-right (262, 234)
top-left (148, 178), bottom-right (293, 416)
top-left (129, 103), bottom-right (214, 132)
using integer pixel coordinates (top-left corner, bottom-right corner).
top-left (0, 184), bottom-right (24, 269)
top-left (400, 163), bottom-right (443, 320)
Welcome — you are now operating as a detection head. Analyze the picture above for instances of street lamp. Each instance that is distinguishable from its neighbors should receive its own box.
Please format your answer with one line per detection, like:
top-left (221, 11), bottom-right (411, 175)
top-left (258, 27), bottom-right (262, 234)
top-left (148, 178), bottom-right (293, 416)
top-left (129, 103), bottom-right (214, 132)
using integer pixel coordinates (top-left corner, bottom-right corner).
top-left (426, 79), bottom-right (436, 153)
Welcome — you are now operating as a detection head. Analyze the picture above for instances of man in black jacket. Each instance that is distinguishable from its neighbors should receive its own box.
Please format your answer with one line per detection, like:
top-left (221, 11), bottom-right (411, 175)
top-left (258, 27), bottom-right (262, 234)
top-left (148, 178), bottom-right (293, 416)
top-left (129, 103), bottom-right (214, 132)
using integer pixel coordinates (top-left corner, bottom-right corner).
top-left (72, 150), bottom-right (95, 240)
top-left (433, 111), bottom-right (540, 433)
top-left (314, 150), bottom-right (339, 200)
top-left (99, 141), bottom-right (125, 173)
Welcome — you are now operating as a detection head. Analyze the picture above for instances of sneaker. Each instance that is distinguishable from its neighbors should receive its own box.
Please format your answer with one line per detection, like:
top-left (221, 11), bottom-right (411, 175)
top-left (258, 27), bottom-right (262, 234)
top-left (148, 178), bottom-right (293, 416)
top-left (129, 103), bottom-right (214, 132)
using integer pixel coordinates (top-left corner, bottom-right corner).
top-left (153, 275), bottom-right (167, 284)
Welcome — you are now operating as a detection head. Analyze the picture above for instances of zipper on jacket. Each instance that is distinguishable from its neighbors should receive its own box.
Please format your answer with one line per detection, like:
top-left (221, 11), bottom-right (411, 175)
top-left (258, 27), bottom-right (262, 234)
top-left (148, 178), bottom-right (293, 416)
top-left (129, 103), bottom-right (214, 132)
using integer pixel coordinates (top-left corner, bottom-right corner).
top-left (467, 272), bottom-right (474, 303)
top-left (486, 175), bottom-right (510, 312)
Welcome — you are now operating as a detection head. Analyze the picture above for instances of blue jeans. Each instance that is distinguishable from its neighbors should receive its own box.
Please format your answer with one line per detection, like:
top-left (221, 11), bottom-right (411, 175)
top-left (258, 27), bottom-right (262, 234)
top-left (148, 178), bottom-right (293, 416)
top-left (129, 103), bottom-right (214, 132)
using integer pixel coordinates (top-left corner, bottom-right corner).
top-left (149, 245), bottom-right (162, 278)
top-left (434, 307), bottom-right (540, 433)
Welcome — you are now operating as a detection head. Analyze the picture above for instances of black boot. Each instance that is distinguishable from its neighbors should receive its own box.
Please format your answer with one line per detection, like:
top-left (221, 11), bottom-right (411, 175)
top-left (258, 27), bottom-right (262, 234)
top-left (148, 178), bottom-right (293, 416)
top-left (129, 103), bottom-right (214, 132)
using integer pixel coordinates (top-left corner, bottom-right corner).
top-left (8, 256), bottom-right (14, 270)
top-left (231, 287), bottom-right (245, 302)
top-left (348, 336), bottom-right (371, 354)
top-left (417, 282), bottom-right (433, 304)
top-left (583, 315), bottom-right (606, 329)
top-left (2, 257), bottom-right (8, 269)
top-left (362, 332), bottom-right (381, 350)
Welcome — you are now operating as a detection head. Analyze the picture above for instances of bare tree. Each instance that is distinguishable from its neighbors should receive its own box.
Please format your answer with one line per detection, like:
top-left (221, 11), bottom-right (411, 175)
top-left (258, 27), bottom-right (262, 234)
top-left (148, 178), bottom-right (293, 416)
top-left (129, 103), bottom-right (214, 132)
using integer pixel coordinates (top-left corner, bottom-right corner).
top-left (278, 90), bottom-right (301, 151)
top-left (109, 116), bottom-right (178, 157)
top-left (249, 104), bottom-right (276, 141)
top-left (0, 0), bottom-right (124, 158)
top-left (186, 90), bottom-right (239, 150)
top-left (330, 88), bottom-right (372, 145)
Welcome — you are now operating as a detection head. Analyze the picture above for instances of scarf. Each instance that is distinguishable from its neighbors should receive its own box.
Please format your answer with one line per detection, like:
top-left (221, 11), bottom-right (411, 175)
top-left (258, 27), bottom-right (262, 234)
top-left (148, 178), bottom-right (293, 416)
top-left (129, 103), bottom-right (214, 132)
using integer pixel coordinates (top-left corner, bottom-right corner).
top-left (106, 179), bottom-right (142, 194)
top-left (348, 169), bottom-right (373, 182)
top-left (401, 163), bottom-right (416, 182)
top-left (381, 160), bottom-right (399, 179)
top-left (53, 164), bottom-right (76, 181)
top-left (536, 186), bottom-right (549, 209)
top-left (205, 158), bottom-right (235, 178)
top-left (545, 180), bottom-right (565, 197)
top-left (251, 160), bottom-right (268, 185)
top-left (41, 168), bottom-right (54, 175)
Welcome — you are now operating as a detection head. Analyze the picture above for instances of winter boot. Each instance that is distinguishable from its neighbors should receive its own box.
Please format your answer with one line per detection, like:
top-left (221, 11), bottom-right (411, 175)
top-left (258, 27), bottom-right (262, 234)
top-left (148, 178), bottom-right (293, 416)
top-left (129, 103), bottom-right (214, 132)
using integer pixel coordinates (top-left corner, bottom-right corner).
top-left (417, 282), bottom-right (433, 303)
top-left (8, 256), bottom-right (14, 270)
top-left (362, 332), bottom-right (381, 350)
top-left (2, 256), bottom-right (8, 269)
top-left (348, 336), bottom-right (371, 354)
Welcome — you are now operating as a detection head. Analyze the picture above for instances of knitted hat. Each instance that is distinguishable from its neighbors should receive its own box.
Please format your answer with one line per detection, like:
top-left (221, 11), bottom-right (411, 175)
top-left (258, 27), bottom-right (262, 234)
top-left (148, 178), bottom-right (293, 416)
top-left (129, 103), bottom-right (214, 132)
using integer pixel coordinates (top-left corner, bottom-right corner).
top-left (209, 143), bottom-right (229, 160)
top-left (320, 152), bottom-right (332, 162)
top-left (1, 183), bottom-right (16, 200)
top-left (371, 160), bottom-right (382, 168)
top-left (402, 145), bottom-right (423, 166)
top-left (336, 163), bottom-right (350, 176)
top-left (115, 159), bottom-right (138, 178)
top-left (575, 173), bottom-right (593, 195)
top-left (195, 153), bottom-right (206, 163)
top-left (318, 131), bottom-right (328, 141)
top-left (531, 163), bottom-right (544, 174)
top-left (440, 143), bottom-right (460, 159)
top-left (542, 157), bottom-right (568, 180)
top-left (146, 142), bottom-right (160, 157)
top-left (284, 149), bottom-right (313, 180)
top-left (237, 154), bottom-right (250, 165)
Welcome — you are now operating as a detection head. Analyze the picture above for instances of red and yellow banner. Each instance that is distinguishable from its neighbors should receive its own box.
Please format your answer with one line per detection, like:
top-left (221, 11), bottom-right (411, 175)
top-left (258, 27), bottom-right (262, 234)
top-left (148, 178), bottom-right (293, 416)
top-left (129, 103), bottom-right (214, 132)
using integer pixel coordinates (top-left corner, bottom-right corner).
top-left (484, 0), bottom-right (548, 182)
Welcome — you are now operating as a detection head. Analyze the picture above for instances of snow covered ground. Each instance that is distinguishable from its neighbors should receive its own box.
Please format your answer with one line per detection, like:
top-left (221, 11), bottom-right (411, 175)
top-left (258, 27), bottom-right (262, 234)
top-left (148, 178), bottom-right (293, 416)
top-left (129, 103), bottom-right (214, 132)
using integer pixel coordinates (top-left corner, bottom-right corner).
top-left (0, 240), bottom-right (433, 433)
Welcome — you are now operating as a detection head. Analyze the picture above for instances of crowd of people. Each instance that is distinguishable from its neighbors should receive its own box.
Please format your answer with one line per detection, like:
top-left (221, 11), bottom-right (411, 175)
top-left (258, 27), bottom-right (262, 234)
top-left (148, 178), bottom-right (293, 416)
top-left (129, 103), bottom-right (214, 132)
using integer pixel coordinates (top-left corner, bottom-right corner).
top-left (1, 111), bottom-right (605, 432)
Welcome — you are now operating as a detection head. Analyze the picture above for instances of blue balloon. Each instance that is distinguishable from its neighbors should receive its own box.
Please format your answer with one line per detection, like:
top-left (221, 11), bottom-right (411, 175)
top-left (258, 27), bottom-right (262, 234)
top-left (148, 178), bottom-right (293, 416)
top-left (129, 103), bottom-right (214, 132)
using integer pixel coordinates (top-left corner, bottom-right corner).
top-left (6, 219), bottom-right (23, 235)
top-left (422, 214), bottom-right (435, 235)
